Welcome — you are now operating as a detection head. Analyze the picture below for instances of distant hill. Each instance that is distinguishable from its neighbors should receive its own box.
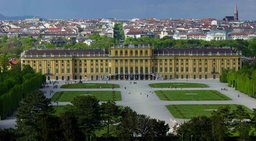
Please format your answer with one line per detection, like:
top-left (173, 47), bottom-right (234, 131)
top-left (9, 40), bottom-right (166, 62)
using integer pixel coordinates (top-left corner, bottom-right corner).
top-left (0, 13), bottom-right (36, 20)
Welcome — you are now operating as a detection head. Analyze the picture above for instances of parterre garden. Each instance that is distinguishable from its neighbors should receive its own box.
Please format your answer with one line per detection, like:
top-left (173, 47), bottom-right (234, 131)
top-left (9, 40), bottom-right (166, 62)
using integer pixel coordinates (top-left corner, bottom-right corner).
top-left (155, 90), bottom-right (230, 101)
top-left (60, 83), bottom-right (120, 89)
top-left (52, 83), bottom-right (121, 102)
top-left (166, 104), bottom-right (251, 119)
top-left (150, 82), bottom-right (250, 119)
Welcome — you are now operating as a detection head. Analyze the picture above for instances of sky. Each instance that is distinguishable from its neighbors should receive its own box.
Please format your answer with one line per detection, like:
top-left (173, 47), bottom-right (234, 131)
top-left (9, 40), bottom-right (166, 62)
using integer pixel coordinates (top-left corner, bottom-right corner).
top-left (0, 0), bottom-right (255, 20)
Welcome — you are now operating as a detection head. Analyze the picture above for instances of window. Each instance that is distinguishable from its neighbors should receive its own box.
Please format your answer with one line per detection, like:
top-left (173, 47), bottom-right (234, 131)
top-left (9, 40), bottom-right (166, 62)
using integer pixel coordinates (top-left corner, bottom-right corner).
top-left (120, 67), bottom-right (123, 74)
top-left (193, 68), bottom-right (196, 72)
top-left (140, 67), bottom-right (143, 73)
top-left (125, 67), bottom-right (128, 73)
top-left (115, 67), bottom-right (118, 74)
top-left (130, 67), bottom-right (133, 73)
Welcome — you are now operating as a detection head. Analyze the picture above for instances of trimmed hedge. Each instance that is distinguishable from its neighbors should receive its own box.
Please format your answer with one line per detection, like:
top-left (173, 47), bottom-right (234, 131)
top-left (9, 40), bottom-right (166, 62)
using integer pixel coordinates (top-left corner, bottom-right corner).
top-left (0, 74), bottom-right (45, 119)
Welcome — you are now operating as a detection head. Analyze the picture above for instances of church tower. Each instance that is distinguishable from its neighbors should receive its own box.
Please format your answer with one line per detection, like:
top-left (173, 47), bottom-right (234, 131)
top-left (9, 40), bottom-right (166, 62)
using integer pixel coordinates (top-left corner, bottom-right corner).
top-left (234, 3), bottom-right (239, 21)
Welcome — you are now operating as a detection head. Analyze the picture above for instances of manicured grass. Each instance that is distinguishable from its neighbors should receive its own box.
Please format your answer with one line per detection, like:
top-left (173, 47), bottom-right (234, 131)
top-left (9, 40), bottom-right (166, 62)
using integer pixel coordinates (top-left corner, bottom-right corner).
top-left (149, 82), bottom-right (208, 88)
top-left (167, 104), bottom-right (251, 119)
top-left (61, 83), bottom-right (120, 89)
top-left (155, 90), bottom-right (230, 101)
top-left (95, 125), bottom-right (119, 137)
top-left (51, 91), bottom-right (121, 102)
top-left (53, 106), bottom-right (72, 116)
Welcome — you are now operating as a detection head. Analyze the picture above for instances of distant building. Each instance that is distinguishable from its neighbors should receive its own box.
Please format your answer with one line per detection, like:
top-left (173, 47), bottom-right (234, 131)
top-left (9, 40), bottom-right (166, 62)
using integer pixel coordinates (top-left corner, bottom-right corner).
top-left (206, 30), bottom-right (227, 41)
top-left (223, 4), bottom-right (239, 22)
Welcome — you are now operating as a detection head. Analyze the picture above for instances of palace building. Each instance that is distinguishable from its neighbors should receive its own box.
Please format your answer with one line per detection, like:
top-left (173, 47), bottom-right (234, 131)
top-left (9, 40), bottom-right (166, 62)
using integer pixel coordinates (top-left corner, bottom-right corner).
top-left (21, 45), bottom-right (241, 81)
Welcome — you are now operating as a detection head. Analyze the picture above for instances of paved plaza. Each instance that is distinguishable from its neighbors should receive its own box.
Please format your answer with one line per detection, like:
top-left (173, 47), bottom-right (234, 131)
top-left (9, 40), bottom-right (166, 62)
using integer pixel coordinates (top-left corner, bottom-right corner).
top-left (1, 79), bottom-right (256, 129)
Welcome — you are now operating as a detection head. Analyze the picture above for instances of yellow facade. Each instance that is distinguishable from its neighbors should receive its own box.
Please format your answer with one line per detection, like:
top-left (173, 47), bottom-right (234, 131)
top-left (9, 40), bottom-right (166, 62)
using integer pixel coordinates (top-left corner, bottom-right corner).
top-left (21, 46), bottom-right (241, 81)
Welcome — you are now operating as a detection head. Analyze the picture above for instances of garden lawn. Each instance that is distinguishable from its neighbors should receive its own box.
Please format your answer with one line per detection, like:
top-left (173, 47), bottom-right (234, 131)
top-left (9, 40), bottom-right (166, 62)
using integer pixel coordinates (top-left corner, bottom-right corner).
top-left (167, 104), bottom-right (251, 119)
top-left (61, 83), bottom-right (120, 89)
top-left (51, 91), bottom-right (121, 102)
top-left (155, 90), bottom-right (230, 101)
top-left (53, 106), bottom-right (72, 116)
top-left (149, 82), bottom-right (208, 88)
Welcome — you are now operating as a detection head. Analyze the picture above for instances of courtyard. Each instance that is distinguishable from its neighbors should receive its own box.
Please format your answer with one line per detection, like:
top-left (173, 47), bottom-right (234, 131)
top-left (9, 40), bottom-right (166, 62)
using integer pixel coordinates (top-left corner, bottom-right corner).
top-left (2, 79), bottom-right (256, 129)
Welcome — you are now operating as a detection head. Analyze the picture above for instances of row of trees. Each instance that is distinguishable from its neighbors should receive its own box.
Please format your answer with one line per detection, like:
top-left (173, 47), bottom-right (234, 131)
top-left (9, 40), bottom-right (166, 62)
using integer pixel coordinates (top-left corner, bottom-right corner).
top-left (124, 37), bottom-right (256, 57)
top-left (4, 91), bottom-right (171, 141)
top-left (0, 65), bottom-right (45, 119)
top-left (177, 105), bottom-right (256, 141)
top-left (1, 35), bottom-right (256, 57)
top-left (220, 62), bottom-right (256, 97)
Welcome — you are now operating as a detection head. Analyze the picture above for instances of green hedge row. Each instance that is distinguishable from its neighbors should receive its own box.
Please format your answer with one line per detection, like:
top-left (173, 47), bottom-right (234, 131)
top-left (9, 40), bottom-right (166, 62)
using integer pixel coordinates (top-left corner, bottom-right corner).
top-left (0, 73), bottom-right (45, 119)
top-left (221, 68), bottom-right (256, 97)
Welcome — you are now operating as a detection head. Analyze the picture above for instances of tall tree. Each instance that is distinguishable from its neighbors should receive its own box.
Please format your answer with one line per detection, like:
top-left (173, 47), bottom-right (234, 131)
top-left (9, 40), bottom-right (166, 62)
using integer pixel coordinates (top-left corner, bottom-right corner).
top-left (232, 105), bottom-right (251, 141)
top-left (72, 96), bottom-right (101, 140)
top-left (100, 101), bottom-right (121, 137)
top-left (16, 90), bottom-right (53, 141)
top-left (177, 116), bottom-right (212, 141)
top-left (60, 111), bottom-right (84, 141)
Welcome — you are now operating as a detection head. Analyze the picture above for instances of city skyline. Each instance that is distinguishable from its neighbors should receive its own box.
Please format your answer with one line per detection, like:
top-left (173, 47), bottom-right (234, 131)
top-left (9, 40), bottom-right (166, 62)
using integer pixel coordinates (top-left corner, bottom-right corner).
top-left (0, 0), bottom-right (256, 20)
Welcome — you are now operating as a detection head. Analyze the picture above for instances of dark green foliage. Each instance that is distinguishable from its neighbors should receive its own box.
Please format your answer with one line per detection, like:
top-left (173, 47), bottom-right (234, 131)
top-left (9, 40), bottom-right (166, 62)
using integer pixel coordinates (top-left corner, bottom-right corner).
top-left (0, 128), bottom-right (16, 141)
top-left (177, 116), bottom-right (213, 141)
top-left (100, 101), bottom-right (121, 137)
top-left (114, 23), bottom-right (125, 44)
top-left (177, 106), bottom-right (256, 141)
top-left (221, 62), bottom-right (256, 97)
top-left (72, 96), bottom-right (101, 138)
top-left (0, 65), bottom-right (45, 119)
top-left (118, 107), bottom-right (169, 140)
top-left (16, 90), bottom-right (53, 141)
top-left (60, 111), bottom-right (85, 141)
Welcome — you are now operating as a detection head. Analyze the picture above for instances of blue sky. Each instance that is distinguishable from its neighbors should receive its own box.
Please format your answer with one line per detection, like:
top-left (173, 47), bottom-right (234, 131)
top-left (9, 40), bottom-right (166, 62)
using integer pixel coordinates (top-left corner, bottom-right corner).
top-left (0, 0), bottom-right (255, 20)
